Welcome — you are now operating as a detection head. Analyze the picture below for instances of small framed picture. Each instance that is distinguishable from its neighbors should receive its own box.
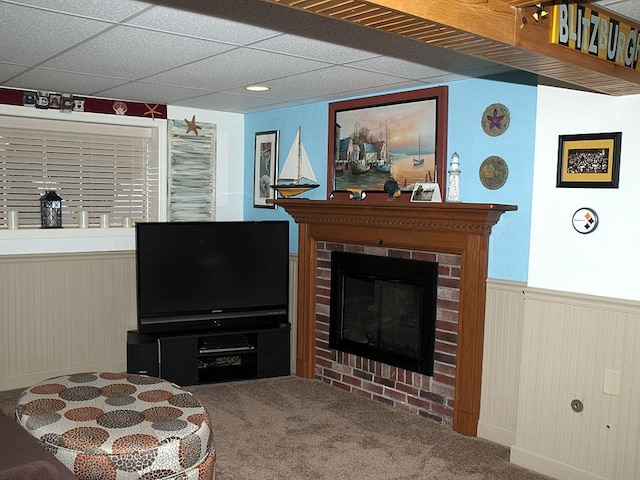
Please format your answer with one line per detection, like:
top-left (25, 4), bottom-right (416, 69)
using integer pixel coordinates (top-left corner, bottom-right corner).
top-left (410, 183), bottom-right (442, 202)
top-left (556, 132), bottom-right (621, 188)
top-left (253, 130), bottom-right (278, 208)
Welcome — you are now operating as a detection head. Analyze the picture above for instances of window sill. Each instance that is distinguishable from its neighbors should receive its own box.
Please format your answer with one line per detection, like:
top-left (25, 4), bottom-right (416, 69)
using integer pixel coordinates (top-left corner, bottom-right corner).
top-left (0, 227), bottom-right (135, 255)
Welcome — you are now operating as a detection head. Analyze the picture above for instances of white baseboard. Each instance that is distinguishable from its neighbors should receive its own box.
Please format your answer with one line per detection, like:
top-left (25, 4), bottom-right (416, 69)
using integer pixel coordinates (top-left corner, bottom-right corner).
top-left (510, 446), bottom-right (611, 480)
top-left (476, 421), bottom-right (515, 447)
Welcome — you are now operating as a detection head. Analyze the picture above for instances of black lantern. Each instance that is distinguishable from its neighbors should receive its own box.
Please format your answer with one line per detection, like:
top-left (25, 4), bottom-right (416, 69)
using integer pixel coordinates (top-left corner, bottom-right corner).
top-left (40, 190), bottom-right (63, 228)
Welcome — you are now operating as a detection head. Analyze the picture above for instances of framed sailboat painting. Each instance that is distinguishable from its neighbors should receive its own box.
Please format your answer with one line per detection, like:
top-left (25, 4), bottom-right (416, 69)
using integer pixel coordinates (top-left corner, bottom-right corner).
top-left (328, 86), bottom-right (448, 202)
top-left (253, 130), bottom-right (279, 208)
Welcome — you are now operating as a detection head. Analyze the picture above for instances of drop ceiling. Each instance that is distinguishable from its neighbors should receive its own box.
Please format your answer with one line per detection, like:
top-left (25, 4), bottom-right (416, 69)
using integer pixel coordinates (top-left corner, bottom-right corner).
top-left (0, 0), bottom-right (638, 114)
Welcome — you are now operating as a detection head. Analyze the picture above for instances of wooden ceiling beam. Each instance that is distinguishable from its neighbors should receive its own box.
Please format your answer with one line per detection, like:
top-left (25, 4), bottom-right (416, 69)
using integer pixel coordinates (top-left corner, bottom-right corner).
top-left (261, 1), bottom-right (640, 97)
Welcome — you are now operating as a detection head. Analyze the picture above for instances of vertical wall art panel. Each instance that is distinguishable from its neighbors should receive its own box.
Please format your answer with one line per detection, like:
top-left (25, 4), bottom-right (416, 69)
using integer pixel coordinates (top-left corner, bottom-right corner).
top-left (168, 119), bottom-right (217, 221)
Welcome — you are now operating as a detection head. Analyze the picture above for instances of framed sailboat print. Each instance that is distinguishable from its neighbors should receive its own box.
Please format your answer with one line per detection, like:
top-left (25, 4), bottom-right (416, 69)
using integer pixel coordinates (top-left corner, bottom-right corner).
top-left (328, 86), bottom-right (448, 201)
top-left (253, 130), bottom-right (278, 208)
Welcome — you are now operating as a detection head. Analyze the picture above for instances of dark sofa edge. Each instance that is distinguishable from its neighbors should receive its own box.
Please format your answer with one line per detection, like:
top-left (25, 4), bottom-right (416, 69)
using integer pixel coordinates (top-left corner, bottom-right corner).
top-left (0, 410), bottom-right (78, 480)
top-left (0, 460), bottom-right (60, 480)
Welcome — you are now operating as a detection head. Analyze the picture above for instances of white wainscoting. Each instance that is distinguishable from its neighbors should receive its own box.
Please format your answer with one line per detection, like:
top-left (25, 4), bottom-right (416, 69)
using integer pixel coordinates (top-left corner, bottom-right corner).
top-left (288, 254), bottom-right (298, 374)
top-left (0, 252), bottom-right (299, 391)
top-left (0, 252), bottom-right (137, 391)
top-left (479, 281), bottom-right (640, 480)
top-left (478, 279), bottom-right (526, 447)
top-left (3, 254), bottom-right (638, 480)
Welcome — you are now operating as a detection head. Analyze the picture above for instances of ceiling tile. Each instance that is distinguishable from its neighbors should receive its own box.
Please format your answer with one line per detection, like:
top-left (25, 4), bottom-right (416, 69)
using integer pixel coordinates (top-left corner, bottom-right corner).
top-left (175, 91), bottom-right (294, 113)
top-left (96, 81), bottom-right (213, 105)
top-left (0, 63), bottom-right (31, 84)
top-left (38, 25), bottom-right (235, 79)
top-left (4, 68), bottom-right (129, 95)
top-left (145, 48), bottom-right (330, 91)
top-left (125, 1), bottom-right (322, 45)
top-left (260, 65), bottom-right (425, 99)
top-left (0, 3), bottom-right (111, 65)
top-left (5, 0), bottom-right (153, 21)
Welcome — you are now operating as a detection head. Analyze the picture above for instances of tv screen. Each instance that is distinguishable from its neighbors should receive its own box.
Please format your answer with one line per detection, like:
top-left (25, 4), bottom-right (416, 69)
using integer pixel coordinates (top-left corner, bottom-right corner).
top-left (135, 221), bottom-right (289, 334)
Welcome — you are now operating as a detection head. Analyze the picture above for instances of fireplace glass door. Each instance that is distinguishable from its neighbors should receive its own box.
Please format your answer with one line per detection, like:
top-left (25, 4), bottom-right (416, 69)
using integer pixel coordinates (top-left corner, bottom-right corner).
top-left (329, 251), bottom-right (437, 375)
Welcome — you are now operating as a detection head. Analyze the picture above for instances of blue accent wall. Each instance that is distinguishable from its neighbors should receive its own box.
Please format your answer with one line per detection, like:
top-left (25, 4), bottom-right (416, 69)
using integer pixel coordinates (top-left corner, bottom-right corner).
top-left (244, 72), bottom-right (536, 282)
top-left (447, 73), bottom-right (537, 281)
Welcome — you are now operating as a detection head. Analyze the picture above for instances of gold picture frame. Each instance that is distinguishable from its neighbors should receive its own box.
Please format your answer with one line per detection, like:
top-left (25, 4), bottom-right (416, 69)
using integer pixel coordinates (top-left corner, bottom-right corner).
top-left (556, 132), bottom-right (621, 188)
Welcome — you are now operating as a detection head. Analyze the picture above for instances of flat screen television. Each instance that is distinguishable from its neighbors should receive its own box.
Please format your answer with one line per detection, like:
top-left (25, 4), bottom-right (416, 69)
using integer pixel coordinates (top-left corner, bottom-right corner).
top-left (135, 221), bottom-right (289, 334)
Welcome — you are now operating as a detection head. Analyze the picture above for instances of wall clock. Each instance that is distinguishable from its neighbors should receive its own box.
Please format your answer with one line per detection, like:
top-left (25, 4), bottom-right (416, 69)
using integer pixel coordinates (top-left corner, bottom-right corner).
top-left (572, 207), bottom-right (599, 234)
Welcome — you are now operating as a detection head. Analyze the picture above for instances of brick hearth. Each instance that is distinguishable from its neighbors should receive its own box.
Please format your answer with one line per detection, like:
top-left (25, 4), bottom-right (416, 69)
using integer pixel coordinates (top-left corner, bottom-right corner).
top-left (272, 199), bottom-right (515, 436)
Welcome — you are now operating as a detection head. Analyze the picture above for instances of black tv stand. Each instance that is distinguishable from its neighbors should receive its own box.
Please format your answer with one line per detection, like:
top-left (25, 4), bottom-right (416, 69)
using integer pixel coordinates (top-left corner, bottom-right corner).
top-left (126, 323), bottom-right (291, 385)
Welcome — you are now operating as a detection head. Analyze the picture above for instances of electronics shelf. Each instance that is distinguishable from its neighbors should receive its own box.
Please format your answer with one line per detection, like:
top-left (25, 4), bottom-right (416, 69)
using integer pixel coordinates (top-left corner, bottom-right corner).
top-left (127, 323), bottom-right (290, 385)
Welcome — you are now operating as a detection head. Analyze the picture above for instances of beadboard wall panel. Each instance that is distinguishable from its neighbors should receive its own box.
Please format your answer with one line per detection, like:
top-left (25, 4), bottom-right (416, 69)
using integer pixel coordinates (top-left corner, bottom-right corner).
top-left (288, 254), bottom-right (298, 374)
top-left (478, 279), bottom-right (526, 446)
top-left (0, 253), bottom-right (299, 391)
top-left (511, 288), bottom-right (640, 480)
top-left (0, 252), bottom-right (137, 390)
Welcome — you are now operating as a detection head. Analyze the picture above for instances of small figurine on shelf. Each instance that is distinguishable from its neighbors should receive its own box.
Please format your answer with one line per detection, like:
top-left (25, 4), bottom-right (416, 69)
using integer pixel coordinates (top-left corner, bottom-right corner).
top-left (447, 152), bottom-right (461, 202)
top-left (383, 177), bottom-right (401, 201)
top-left (347, 189), bottom-right (366, 201)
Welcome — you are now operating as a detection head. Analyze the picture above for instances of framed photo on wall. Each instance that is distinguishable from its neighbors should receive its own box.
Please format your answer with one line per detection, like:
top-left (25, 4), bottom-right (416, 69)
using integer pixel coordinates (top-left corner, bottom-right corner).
top-left (253, 130), bottom-right (278, 208)
top-left (327, 86), bottom-right (448, 201)
top-left (556, 132), bottom-right (621, 188)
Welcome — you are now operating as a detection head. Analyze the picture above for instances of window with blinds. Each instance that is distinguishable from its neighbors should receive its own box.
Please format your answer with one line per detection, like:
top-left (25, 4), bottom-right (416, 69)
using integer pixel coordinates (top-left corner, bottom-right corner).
top-left (0, 115), bottom-right (159, 228)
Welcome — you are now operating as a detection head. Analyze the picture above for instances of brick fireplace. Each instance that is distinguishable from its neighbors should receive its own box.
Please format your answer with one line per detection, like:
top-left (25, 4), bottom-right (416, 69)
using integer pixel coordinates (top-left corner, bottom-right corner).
top-left (273, 199), bottom-right (516, 436)
top-left (316, 243), bottom-right (460, 424)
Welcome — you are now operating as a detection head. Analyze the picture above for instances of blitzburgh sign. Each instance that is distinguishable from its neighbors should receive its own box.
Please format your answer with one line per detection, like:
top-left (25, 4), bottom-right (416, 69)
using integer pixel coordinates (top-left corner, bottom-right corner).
top-left (552, 1), bottom-right (640, 70)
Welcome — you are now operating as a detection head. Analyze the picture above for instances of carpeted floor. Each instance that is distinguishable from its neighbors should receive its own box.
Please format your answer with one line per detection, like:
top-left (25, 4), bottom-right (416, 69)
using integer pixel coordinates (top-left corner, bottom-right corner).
top-left (0, 376), bottom-right (552, 480)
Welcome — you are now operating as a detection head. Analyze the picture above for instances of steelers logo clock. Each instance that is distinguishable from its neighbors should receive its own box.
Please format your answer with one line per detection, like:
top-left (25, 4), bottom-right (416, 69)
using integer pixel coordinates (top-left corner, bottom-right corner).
top-left (572, 207), bottom-right (598, 234)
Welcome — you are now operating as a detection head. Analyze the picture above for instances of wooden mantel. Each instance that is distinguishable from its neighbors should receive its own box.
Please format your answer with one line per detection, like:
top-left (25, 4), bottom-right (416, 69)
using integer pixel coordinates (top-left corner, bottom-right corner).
top-left (274, 199), bottom-right (517, 436)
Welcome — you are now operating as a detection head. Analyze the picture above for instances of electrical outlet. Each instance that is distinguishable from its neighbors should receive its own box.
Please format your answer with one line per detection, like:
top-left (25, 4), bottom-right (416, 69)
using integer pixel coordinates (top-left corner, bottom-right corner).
top-left (603, 369), bottom-right (620, 396)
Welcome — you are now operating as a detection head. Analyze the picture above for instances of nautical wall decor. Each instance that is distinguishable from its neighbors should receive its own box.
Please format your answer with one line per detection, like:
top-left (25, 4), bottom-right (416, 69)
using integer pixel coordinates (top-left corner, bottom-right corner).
top-left (0, 87), bottom-right (166, 119)
top-left (271, 126), bottom-right (319, 198)
top-left (481, 103), bottom-right (510, 137)
top-left (328, 86), bottom-right (448, 201)
top-left (479, 156), bottom-right (509, 190)
top-left (168, 119), bottom-right (216, 221)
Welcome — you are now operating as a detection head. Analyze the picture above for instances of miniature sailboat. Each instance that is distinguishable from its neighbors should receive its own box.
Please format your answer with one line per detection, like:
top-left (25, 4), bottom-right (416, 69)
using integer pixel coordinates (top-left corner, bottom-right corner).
top-left (271, 126), bottom-right (319, 198)
top-left (413, 135), bottom-right (424, 166)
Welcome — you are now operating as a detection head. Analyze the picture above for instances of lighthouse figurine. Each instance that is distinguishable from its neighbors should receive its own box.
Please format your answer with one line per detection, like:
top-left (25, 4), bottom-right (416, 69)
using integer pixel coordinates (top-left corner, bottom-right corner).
top-left (447, 152), bottom-right (461, 202)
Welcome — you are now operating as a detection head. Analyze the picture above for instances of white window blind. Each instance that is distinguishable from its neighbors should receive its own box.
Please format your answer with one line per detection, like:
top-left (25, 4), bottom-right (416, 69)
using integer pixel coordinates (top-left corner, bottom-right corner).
top-left (0, 115), bottom-right (159, 227)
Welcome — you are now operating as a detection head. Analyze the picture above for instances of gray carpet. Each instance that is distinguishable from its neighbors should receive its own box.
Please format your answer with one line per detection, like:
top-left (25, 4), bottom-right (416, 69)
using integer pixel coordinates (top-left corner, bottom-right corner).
top-left (0, 376), bottom-right (552, 480)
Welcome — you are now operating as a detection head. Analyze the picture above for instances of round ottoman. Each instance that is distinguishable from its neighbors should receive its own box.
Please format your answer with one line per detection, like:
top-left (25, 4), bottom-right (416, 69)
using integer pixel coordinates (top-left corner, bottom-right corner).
top-left (16, 372), bottom-right (215, 480)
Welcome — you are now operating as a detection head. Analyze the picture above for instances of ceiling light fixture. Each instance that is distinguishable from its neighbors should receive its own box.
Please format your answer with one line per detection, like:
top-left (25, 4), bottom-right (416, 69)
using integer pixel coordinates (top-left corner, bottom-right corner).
top-left (246, 85), bottom-right (270, 92)
top-left (532, 2), bottom-right (549, 22)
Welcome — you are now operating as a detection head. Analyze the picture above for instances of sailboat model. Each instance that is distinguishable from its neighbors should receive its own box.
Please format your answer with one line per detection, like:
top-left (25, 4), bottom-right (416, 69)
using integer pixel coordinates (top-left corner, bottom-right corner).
top-left (413, 135), bottom-right (424, 166)
top-left (271, 126), bottom-right (319, 198)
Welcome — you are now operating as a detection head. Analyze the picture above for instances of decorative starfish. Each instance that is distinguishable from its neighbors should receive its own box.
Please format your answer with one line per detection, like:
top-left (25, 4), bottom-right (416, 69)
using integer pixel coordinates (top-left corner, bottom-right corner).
top-left (185, 115), bottom-right (201, 135)
top-left (144, 104), bottom-right (162, 120)
top-left (486, 108), bottom-right (505, 130)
